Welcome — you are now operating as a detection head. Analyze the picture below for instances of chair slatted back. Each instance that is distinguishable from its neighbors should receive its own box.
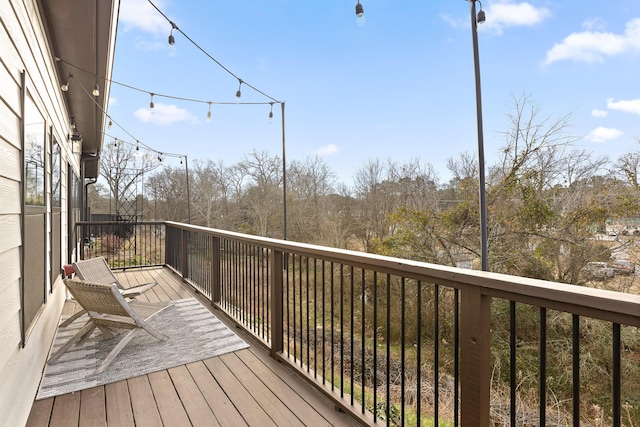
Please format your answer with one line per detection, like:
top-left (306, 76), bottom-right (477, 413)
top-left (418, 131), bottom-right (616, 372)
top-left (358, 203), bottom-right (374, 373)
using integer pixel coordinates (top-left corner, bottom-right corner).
top-left (63, 279), bottom-right (131, 318)
top-left (73, 257), bottom-right (123, 290)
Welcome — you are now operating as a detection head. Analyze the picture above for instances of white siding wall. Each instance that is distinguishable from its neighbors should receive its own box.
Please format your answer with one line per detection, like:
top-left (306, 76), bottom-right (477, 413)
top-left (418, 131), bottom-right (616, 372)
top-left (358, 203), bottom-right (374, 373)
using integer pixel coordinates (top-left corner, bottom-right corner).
top-left (0, 0), bottom-right (80, 425)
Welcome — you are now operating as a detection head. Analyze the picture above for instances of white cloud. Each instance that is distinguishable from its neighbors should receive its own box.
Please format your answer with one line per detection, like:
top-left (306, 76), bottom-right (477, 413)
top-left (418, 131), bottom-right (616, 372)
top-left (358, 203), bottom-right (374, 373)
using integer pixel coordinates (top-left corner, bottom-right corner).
top-left (480, 1), bottom-right (551, 35)
top-left (315, 144), bottom-right (339, 157)
top-left (591, 109), bottom-right (607, 118)
top-left (134, 103), bottom-right (197, 125)
top-left (119, 0), bottom-right (169, 36)
top-left (586, 126), bottom-right (623, 142)
top-left (544, 18), bottom-right (640, 65)
top-left (108, 97), bottom-right (117, 107)
top-left (440, 1), bottom-right (550, 34)
top-left (607, 98), bottom-right (640, 115)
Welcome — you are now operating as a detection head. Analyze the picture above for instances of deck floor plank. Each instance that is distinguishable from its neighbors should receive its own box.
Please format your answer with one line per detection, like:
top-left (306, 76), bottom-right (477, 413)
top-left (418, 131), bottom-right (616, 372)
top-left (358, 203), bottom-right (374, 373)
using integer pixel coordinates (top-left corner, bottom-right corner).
top-left (79, 386), bottom-right (106, 426)
top-left (203, 356), bottom-right (278, 427)
top-left (27, 266), bottom-right (361, 427)
top-left (186, 361), bottom-right (245, 426)
top-left (167, 364), bottom-right (219, 426)
top-left (25, 397), bottom-right (54, 427)
top-left (126, 375), bottom-right (163, 427)
top-left (218, 352), bottom-right (305, 426)
top-left (49, 391), bottom-right (80, 426)
top-left (104, 380), bottom-right (135, 427)
top-left (236, 347), bottom-right (345, 425)
top-left (147, 370), bottom-right (192, 426)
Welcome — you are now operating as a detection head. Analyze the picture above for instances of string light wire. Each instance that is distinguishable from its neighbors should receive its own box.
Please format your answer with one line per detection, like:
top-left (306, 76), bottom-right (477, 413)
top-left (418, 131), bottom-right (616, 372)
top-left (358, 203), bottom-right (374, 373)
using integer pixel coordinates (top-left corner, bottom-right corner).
top-left (146, 0), bottom-right (280, 103)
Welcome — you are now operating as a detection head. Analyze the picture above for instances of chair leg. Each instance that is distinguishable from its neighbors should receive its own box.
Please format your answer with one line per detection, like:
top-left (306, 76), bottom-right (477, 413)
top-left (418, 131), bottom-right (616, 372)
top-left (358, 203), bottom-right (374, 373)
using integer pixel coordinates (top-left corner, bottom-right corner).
top-left (95, 329), bottom-right (140, 374)
top-left (48, 321), bottom-right (97, 363)
top-left (59, 309), bottom-right (87, 327)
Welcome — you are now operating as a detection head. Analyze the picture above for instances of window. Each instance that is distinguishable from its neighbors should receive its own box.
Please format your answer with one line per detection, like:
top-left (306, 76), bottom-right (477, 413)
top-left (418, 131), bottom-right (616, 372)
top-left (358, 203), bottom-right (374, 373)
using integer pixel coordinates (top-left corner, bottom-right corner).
top-left (24, 95), bottom-right (45, 206)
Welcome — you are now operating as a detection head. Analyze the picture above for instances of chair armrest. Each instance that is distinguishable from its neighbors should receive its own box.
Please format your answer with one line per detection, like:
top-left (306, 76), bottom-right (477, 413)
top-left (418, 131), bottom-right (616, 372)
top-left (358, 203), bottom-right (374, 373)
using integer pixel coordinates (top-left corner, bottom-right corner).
top-left (120, 282), bottom-right (157, 298)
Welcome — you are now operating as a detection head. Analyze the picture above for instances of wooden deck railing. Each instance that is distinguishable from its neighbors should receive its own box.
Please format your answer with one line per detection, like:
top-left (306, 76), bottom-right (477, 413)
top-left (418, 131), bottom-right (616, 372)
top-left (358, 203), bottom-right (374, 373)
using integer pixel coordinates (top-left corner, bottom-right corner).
top-left (77, 220), bottom-right (640, 426)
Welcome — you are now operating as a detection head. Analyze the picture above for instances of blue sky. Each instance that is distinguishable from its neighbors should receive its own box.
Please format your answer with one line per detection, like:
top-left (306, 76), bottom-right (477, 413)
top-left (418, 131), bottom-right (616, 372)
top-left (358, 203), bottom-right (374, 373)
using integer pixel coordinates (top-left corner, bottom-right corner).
top-left (106, 0), bottom-right (640, 185)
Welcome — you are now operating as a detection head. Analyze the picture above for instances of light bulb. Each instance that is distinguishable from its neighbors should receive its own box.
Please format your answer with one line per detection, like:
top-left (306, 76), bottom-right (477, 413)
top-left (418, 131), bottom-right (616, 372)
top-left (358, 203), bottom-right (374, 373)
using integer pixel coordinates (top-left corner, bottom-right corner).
top-left (149, 93), bottom-right (155, 109)
top-left (355, 2), bottom-right (365, 26)
top-left (108, 120), bottom-right (112, 129)
top-left (236, 80), bottom-right (242, 99)
top-left (92, 83), bottom-right (100, 97)
top-left (61, 75), bottom-right (72, 92)
top-left (207, 102), bottom-right (212, 121)
top-left (477, 9), bottom-right (486, 24)
top-left (168, 22), bottom-right (177, 45)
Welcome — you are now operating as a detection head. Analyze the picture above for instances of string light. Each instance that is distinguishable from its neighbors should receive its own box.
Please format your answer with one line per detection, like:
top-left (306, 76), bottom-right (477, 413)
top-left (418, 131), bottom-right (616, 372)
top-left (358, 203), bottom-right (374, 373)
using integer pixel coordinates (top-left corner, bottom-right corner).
top-left (61, 74), bottom-right (72, 91)
top-left (476, 1), bottom-right (486, 24)
top-left (269, 102), bottom-right (274, 123)
top-left (207, 102), bottom-right (212, 121)
top-left (147, 0), bottom-right (279, 103)
top-left (168, 21), bottom-right (177, 45)
top-left (55, 56), bottom-right (279, 172)
top-left (149, 93), bottom-right (155, 110)
top-left (92, 83), bottom-right (100, 97)
top-left (236, 79), bottom-right (242, 99)
top-left (355, 1), bottom-right (365, 26)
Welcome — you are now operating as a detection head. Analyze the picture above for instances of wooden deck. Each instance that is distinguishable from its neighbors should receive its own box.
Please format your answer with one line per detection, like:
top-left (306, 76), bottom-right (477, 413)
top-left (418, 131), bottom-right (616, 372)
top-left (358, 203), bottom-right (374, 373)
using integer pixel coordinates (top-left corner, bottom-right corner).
top-left (26, 267), bottom-right (360, 427)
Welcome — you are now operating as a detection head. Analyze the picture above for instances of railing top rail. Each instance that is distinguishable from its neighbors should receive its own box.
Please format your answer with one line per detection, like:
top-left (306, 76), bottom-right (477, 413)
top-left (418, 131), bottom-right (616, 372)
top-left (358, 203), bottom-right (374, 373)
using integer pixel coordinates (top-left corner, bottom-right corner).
top-left (77, 220), bottom-right (167, 226)
top-left (111, 220), bottom-right (640, 326)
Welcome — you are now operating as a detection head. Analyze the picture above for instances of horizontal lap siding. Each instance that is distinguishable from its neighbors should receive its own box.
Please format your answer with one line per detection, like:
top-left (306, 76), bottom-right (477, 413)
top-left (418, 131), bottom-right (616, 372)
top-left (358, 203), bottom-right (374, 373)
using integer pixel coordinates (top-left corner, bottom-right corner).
top-left (0, 0), bottom-right (69, 426)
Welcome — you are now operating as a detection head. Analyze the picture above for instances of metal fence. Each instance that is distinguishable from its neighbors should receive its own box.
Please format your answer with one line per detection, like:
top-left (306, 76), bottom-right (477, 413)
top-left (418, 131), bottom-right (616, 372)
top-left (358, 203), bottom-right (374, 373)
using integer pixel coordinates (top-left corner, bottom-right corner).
top-left (79, 220), bottom-right (640, 427)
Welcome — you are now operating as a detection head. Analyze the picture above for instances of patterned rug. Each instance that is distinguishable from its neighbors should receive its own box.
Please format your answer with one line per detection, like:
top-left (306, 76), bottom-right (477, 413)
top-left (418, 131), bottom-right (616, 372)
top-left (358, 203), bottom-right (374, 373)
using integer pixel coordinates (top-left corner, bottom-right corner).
top-left (37, 298), bottom-right (249, 400)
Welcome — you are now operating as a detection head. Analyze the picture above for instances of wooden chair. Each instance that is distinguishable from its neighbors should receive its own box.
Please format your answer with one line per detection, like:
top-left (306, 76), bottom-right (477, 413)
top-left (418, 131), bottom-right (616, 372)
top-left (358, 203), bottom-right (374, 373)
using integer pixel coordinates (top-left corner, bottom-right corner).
top-left (49, 278), bottom-right (173, 374)
top-left (59, 256), bottom-right (157, 327)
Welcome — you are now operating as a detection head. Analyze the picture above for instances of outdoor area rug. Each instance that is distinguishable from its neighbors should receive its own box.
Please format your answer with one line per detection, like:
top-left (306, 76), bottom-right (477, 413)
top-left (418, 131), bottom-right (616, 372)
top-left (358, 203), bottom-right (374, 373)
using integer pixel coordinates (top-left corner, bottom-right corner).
top-left (36, 297), bottom-right (249, 400)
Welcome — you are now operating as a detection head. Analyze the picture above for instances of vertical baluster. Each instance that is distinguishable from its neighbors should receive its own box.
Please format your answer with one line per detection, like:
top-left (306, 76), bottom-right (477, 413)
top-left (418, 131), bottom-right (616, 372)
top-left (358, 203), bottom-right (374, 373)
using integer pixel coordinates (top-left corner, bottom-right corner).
top-left (350, 265), bottom-right (355, 406)
top-left (454, 288), bottom-right (459, 427)
top-left (340, 264), bottom-right (344, 397)
top-left (510, 301), bottom-right (516, 426)
top-left (386, 274), bottom-right (391, 426)
top-left (401, 277), bottom-right (406, 425)
top-left (539, 307), bottom-right (547, 426)
top-left (417, 281), bottom-right (422, 427)
top-left (613, 323), bottom-right (621, 427)
top-left (434, 284), bottom-right (439, 425)
top-left (361, 268), bottom-right (367, 415)
top-left (330, 261), bottom-right (335, 391)
top-left (373, 270), bottom-right (378, 423)
top-left (313, 258), bottom-right (318, 378)
top-left (572, 314), bottom-right (580, 427)
top-left (322, 259), bottom-right (326, 385)
top-left (305, 257), bottom-right (311, 372)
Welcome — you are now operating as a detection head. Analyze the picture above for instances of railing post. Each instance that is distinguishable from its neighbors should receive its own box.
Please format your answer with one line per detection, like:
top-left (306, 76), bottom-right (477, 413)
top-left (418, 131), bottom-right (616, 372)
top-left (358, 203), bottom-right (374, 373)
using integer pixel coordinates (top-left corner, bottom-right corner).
top-left (270, 249), bottom-right (284, 357)
top-left (212, 236), bottom-right (221, 304)
top-left (460, 286), bottom-right (491, 426)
